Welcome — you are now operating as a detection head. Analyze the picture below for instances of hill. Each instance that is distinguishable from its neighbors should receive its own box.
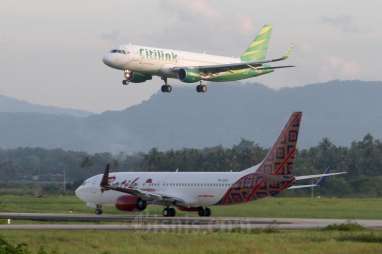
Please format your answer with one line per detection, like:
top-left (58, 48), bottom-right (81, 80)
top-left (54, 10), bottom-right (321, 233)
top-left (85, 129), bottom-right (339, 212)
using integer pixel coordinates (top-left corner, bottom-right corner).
top-left (0, 80), bottom-right (381, 152)
top-left (0, 94), bottom-right (92, 117)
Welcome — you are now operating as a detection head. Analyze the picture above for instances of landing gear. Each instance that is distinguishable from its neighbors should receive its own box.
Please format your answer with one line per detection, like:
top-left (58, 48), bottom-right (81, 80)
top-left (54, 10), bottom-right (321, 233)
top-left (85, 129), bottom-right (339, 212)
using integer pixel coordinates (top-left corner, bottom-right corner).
top-left (161, 77), bottom-right (172, 93)
top-left (137, 199), bottom-right (147, 211)
top-left (163, 207), bottom-right (176, 217)
top-left (95, 204), bottom-right (103, 215)
top-left (196, 82), bottom-right (207, 93)
top-left (161, 85), bottom-right (172, 93)
top-left (122, 70), bottom-right (131, 85)
top-left (124, 70), bottom-right (131, 79)
top-left (198, 207), bottom-right (211, 217)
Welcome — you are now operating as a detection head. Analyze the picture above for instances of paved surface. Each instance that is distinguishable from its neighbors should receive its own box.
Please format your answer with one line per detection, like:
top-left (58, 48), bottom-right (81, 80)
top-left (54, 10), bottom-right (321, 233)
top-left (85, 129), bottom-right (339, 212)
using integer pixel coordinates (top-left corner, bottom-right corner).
top-left (1, 213), bottom-right (382, 230)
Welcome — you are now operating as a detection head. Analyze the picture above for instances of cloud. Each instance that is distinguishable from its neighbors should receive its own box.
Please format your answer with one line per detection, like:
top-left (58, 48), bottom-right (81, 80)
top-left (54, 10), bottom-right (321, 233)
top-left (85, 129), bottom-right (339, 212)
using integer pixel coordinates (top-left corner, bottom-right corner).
top-left (238, 16), bottom-right (255, 34)
top-left (99, 30), bottom-right (121, 42)
top-left (320, 56), bottom-right (361, 80)
top-left (321, 15), bottom-right (360, 33)
top-left (173, 0), bottom-right (221, 19)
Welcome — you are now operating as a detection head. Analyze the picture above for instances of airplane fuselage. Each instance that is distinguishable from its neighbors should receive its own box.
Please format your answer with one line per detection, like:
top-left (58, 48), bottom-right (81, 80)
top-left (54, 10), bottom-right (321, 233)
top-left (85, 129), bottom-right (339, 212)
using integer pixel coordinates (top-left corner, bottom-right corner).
top-left (75, 170), bottom-right (295, 208)
top-left (102, 44), bottom-right (273, 82)
top-left (76, 171), bottom-right (240, 207)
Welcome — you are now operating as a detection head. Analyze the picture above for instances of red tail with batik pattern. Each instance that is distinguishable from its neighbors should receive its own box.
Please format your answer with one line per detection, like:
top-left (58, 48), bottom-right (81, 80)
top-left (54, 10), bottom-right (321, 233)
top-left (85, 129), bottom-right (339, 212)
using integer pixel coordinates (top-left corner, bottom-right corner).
top-left (256, 111), bottom-right (302, 175)
top-left (217, 112), bottom-right (302, 205)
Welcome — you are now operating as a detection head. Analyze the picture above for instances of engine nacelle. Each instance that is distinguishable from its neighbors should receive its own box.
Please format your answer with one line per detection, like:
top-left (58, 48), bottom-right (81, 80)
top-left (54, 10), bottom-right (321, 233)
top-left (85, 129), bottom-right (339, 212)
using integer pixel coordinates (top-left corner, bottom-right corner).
top-left (177, 68), bottom-right (201, 83)
top-left (127, 72), bottom-right (152, 83)
top-left (115, 195), bottom-right (147, 212)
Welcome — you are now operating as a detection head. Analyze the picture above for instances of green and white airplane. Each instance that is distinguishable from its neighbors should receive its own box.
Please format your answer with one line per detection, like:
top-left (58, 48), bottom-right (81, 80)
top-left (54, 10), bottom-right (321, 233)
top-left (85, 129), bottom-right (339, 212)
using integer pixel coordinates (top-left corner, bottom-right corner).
top-left (102, 24), bottom-right (294, 93)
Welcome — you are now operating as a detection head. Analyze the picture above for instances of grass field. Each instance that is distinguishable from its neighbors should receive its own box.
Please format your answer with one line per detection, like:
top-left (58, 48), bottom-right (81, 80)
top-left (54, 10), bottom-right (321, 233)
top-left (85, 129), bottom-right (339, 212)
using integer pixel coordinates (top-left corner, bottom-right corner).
top-left (1, 195), bottom-right (382, 219)
top-left (1, 229), bottom-right (382, 254)
top-left (1, 196), bottom-right (382, 254)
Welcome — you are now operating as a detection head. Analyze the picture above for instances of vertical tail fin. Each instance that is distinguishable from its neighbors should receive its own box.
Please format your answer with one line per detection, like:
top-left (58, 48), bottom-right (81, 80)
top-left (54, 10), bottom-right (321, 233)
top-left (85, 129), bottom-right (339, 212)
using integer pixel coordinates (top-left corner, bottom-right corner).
top-left (256, 112), bottom-right (302, 176)
top-left (217, 112), bottom-right (302, 205)
top-left (240, 24), bottom-right (272, 61)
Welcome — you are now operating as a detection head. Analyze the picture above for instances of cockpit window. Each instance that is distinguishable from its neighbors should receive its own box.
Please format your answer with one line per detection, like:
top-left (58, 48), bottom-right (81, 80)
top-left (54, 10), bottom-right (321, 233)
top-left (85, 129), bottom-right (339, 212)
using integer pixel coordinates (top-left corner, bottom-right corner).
top-left (110, 49), bottom-right (127, 54)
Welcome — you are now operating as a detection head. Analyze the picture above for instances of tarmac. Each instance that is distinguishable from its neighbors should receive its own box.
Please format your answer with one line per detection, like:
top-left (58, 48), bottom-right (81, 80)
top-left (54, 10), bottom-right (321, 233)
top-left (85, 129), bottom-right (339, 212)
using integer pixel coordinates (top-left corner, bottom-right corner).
top-left (1, 212), bottom-right (382, 230)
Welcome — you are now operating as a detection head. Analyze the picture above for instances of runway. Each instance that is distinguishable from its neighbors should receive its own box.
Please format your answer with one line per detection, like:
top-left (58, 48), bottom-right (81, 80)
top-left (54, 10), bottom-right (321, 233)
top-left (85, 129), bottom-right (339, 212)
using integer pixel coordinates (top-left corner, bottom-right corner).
top-left (1, 213), bottom-right (382, 230)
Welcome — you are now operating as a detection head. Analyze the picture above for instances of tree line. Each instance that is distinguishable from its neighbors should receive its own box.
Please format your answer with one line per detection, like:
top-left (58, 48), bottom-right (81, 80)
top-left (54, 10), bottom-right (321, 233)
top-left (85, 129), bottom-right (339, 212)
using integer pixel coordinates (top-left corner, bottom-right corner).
top-left (0, 134), bottom-right (382, 197)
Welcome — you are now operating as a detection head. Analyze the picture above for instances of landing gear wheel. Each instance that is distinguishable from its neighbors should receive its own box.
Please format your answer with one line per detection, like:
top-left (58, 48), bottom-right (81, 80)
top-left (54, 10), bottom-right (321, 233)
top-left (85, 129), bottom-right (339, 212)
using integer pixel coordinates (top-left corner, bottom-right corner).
top-left (122, 80), bottom-right (129, 85)
top-left (163, 207), bottom-right (176, 217)
top-left (95, 205), bottom-right (103, 215)
top-left (137, 199), bottom-right (147, 211)
top-left (198, 207), bottom-right (211, 217)
top-left (196, 85), bottom-right (207, 93)
top-left (169, 207), bottom-right (176, 217)
top-left (161, 85), bottom-right (172, 93)
top-left (198, 207), bottom-right (205, 217)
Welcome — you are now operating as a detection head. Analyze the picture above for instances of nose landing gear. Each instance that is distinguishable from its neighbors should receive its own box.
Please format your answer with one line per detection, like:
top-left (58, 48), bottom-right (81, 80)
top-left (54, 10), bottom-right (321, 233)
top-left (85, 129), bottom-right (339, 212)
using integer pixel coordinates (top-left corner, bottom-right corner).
top-left (122, 70), bottom-right (131, 85)
top-left (95, 204), bottom-right (103, 215)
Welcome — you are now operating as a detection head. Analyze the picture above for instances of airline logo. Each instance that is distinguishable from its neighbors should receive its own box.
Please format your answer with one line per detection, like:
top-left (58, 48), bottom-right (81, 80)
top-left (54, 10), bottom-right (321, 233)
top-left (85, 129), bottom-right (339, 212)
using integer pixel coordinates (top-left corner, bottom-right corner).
top-left (139, 48), bottom-right (177, 61)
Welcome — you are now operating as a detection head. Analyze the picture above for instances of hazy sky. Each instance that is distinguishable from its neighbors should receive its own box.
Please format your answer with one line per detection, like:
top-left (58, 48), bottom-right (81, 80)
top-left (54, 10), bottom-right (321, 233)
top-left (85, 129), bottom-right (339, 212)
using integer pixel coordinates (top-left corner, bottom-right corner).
top-left (0, 0), bottom-right (381, 112)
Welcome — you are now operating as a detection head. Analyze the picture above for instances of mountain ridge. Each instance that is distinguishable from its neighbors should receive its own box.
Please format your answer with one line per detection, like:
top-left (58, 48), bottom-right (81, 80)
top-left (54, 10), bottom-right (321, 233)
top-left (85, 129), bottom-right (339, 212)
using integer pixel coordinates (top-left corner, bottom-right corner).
top-left (0, 94), bottom-right (92, 117)
top-left (0, 80), bottom-right (381, 153)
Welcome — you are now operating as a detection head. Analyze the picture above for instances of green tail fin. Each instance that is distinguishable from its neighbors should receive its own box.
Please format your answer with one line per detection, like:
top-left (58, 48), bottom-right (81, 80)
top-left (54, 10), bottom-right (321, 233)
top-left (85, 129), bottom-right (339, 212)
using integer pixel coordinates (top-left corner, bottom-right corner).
top-left (240, 24), bottom-right (272, 61)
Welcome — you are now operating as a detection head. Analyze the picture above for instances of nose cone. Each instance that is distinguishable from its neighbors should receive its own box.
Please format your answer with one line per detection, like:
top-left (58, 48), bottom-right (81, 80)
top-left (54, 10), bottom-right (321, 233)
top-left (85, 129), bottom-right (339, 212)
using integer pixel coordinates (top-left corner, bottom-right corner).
top-left (75, 185), bottom-right (86, 202)
top-left (102, 53), bottom-right (113, 67)
top-left (102, 52), bottom-right (127, 70)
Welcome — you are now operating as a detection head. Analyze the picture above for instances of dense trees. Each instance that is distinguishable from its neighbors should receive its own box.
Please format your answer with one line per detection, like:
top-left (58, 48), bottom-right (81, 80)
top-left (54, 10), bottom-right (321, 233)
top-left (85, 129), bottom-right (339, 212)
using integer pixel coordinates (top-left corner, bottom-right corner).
top-left (1, 134), bottom-right (382, 196)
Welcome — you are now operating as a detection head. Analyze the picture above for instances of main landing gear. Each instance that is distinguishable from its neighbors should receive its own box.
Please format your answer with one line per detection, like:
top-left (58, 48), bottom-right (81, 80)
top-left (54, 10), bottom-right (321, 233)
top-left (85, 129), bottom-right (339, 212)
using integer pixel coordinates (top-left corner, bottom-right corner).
top-left (196, 81), bottom-right (207, 93)
top-left (198, 207), bottom-right (211, 217)
top-left (95, 204), bottom-right (103, 215)
top-left (163, 207), bottom-right (176, 217)
top-left (161, 77), bottom-right (172, 93)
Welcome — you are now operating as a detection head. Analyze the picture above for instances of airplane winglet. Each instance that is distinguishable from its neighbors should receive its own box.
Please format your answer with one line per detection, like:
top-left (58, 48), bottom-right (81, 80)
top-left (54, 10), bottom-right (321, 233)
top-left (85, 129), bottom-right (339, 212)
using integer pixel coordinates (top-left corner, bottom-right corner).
top-left (281, 44), bottom-right (294, 60)
top-left (100, 163), bottom-right (110, 192)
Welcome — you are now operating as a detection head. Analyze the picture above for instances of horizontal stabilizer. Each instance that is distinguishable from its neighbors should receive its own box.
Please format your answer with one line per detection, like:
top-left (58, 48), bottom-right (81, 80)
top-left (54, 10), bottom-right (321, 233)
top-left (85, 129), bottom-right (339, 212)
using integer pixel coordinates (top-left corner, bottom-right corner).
top-left (255, 65), bottom-right (295, 70)
top-left (288, 169), bottom-right (347, 190)
top-left (295, 172), bottom-right (347, 181)
top-left (288, 184), bottom-right (318, 190)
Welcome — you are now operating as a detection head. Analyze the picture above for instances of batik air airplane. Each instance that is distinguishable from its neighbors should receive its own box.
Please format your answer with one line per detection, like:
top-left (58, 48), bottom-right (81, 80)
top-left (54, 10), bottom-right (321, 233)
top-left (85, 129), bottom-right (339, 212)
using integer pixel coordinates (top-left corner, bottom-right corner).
top-left (75, 112), bottom-right (346, 217)
top-left (102, 24), bottom-right (294, 93)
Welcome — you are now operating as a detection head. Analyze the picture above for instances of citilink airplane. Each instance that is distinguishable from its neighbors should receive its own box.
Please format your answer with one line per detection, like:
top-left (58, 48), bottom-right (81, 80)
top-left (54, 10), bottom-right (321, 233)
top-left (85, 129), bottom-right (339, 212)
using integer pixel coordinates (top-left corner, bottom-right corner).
top-left (102, 24), bottom-right (294, 93)
top-left (75, 112), bottom-right (346, 217)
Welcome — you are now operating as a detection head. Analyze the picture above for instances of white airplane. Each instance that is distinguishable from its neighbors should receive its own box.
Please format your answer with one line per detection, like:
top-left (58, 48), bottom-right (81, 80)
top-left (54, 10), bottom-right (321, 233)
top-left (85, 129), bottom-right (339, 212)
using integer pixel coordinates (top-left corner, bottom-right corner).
top-left (102, 24), bottom-right (294, 93)
top-left (75, 112), bottom-right (346, 217)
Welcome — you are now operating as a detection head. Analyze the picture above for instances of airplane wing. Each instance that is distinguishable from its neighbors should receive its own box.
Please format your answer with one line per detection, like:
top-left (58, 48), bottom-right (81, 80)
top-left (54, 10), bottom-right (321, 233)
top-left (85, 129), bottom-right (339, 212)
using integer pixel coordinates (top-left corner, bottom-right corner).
top-left (288, 168), bottom-right (347, 190)
top-left (100, 164), bottom-right (186, 206)
top-left (172, 45), bottom-right (294, 74)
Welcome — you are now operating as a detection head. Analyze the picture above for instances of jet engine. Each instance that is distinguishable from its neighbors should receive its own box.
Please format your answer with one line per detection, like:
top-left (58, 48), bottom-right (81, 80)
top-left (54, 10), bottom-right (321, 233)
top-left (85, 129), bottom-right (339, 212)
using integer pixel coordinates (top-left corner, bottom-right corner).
top-left (115, 195), bottom-right (147, 212)
top-left (177, 68), bottom-right (202, 83)
top-left (126, 72), bottom-right (152, 83)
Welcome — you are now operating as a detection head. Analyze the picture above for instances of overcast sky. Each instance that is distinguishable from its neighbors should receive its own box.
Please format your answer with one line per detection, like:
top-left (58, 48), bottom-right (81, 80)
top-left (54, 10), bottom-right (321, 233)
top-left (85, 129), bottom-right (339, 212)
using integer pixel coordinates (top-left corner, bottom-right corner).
top-left (0, 0), bottom-right (381, 112)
